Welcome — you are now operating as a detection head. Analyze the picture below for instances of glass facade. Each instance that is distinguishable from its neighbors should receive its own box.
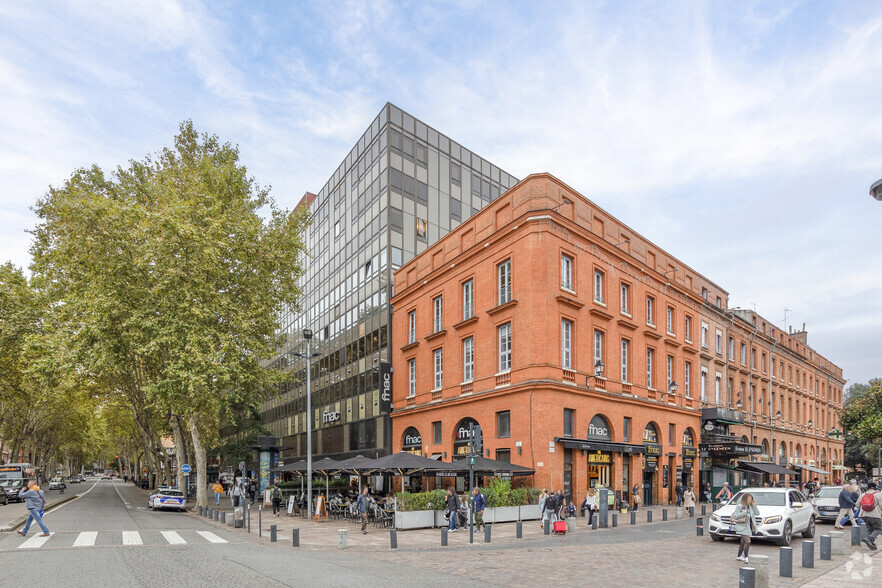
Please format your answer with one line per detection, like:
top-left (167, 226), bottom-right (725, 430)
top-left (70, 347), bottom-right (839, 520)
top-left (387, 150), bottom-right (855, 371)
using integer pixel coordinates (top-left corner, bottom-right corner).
top-left (263, 103), bottom-right (517, 461)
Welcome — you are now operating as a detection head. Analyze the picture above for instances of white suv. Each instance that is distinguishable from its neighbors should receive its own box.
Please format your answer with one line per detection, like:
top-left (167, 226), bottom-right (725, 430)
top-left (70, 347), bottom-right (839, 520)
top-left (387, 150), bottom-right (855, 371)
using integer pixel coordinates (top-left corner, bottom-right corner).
top-left (709, 487), bottom-right (815, 546)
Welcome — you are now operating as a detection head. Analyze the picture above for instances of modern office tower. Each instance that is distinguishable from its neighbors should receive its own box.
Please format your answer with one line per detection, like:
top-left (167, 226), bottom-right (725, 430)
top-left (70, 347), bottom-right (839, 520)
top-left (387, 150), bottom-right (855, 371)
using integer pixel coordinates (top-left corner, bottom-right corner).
top-left (262, 103), bottom-right (518, 465)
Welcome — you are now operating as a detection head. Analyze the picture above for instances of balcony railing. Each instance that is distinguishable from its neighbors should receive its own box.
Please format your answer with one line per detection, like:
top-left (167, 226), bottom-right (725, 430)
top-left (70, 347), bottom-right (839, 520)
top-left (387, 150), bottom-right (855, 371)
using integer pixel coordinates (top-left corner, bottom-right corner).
top-left (460, 382), bottom-right (473, 395)
top-left (622, 383), bottom-right (632, 394)
top-left (496, 372), bottom-right (511, 388)
top-left (431, 389), bottom-right (442, 402)
top-left (562, 369), bottom-right (576, 384)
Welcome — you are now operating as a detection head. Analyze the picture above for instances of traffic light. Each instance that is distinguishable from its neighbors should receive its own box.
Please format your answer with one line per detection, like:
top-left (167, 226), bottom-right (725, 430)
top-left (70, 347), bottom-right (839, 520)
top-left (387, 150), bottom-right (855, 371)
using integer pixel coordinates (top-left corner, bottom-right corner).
top-left (471, 425), bottom-right (483, 456)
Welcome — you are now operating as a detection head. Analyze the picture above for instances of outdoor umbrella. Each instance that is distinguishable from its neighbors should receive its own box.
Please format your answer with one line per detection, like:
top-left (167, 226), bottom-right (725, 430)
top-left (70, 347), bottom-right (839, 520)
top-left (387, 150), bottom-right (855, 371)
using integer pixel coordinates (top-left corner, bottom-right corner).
top-left (360, 451), bottom-right (460, 476)
top-left (445, 455), bottom-right (535, 477)
top-left (308, 457), bottom-right (341, 500)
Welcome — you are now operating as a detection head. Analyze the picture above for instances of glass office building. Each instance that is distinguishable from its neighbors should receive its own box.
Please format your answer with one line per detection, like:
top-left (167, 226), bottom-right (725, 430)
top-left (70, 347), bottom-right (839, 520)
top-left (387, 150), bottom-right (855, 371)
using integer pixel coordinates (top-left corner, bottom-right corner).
top-left (264, 103), bottom-right (517, 463)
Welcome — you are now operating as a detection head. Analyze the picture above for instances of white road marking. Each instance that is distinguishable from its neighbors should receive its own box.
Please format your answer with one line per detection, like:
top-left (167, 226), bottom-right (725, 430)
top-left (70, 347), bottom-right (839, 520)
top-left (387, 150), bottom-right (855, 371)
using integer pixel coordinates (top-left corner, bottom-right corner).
top-left (122, 531), bottom-right (142, 545)
top-left (73, 531), bottom-right (98, 547)
top-left (196, 531), bottom-right (227, 544)
top-left (18, 532), bottom-right (54, 549)
top-left (160, 530), bottom-right (186, 545)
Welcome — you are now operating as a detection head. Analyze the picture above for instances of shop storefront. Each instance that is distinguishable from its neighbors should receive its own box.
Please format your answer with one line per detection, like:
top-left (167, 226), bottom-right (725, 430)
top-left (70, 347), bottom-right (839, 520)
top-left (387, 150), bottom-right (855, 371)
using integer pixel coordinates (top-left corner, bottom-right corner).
top-left (643, 424), bottom-right (662, 506)
top-left (402, 427), bottom-right (423, 456)
top-left (682, 428), bottom-right (697, 488)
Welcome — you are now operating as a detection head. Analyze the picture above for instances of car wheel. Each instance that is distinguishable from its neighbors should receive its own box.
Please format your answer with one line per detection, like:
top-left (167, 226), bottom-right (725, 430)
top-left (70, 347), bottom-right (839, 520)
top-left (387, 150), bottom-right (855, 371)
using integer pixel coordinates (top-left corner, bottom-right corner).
top-left (779, 520), bottom-right (793, 546)
top-left (710, 533), bottom-right (725, 542)
top-left (802, 516), bottom-right (816, 538)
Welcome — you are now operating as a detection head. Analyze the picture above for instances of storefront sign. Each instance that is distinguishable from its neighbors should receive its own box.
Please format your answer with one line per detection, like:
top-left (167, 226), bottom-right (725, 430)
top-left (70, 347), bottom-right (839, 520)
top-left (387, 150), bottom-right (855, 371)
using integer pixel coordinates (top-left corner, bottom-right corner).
top-left (682, 446), bottom-right (698, 470)
top-left (454, 417), bottom-right (480, 455)
top-left (379, 362), bottom-right (393, 413)
top-left (662, 465), bottom-right (669, 488)
top-left (643, 443), bottom-right (661, 471)
top-left (700, 408), bottom-right (744, 425)
top-left (587, 415), bottom-right (612, 441)
top-left (587, 451), bottom-right (612, 465)
top-left (699, 442), bottom-right (762, 456)
top-left (322, 410), bottom-right (340, 423)
top-left (402, 427), bottom-right (422, 455)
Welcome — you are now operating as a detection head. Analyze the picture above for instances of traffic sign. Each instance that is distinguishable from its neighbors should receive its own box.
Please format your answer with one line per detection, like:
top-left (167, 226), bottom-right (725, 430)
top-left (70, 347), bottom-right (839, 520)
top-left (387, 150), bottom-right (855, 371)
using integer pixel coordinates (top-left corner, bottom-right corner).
top-left (180, 464), bottom-right (192, 474)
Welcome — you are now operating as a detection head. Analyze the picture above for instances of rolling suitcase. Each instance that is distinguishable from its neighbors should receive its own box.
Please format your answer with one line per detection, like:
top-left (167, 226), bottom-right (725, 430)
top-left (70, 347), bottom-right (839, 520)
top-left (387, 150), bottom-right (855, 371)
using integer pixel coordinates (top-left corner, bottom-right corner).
top-left (552, 520), bottom-right (567, 535)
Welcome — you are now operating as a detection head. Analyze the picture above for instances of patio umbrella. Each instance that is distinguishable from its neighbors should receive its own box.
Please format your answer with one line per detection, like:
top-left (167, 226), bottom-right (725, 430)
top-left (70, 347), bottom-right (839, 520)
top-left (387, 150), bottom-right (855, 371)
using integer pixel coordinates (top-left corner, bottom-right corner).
top-left (360, 451), bottom-right (460, 476)
top-left (446, 455), bottom-right (535, 477)
top-left (308, 457), bottom-right (341, 500)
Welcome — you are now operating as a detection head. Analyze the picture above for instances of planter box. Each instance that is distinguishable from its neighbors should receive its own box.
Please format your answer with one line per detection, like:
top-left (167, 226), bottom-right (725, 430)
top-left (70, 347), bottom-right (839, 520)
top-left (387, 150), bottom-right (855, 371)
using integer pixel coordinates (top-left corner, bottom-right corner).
top-left (434, 509), bottom-right (448, 528)
top-left (395, 510), bottom-right (435, 530)
top-left (520, 504), bottom-right (542, 520)
top-left (494, 506), bottom-right (520, 523)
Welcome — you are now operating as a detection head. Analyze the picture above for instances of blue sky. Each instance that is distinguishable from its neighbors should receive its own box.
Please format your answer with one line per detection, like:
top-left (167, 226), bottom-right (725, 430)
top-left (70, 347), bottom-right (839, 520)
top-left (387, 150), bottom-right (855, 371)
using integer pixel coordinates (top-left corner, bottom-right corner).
top-left (1, 1), bottom-right (880, 385)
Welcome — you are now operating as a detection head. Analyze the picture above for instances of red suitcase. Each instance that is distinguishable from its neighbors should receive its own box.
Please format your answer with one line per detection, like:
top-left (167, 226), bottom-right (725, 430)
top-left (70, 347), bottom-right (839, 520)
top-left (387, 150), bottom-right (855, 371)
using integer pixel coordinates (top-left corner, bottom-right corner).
top-left (552, 521), bottom-right (567, 534)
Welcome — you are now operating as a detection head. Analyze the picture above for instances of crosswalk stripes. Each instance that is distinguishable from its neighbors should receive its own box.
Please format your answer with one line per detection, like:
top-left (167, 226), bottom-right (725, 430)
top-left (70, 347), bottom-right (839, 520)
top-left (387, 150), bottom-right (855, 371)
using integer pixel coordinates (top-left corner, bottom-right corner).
top-left (18, 533), bottom-right (54, 549)
top-left (196, 531), bottom-right (227, 544)
top-left (122, 531), bottom-right (142, 545)
top-left (160, 530), bottom-right (186, 545)
top-left (73, 531), bottom-right (98, 547)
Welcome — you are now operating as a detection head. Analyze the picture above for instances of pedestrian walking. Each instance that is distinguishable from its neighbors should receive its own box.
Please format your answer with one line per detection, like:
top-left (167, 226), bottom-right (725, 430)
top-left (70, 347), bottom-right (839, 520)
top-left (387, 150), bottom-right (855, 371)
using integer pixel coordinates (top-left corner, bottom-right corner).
top-left (675, 482), bottom-right (685, 506)
top-left (584, 487), bottom-right (598, 526)
top-left (834, 483), bottom-right (856, 529)
top-left (632, 483), bottom-right (641, 511)
top-left (446, 489), bottom-right (459, 532)
top-left (544, 491), bottom-right (556, 527)
top-left (554, 489), bottom-right (564, 520)
top-left (231, 480), bottom-right (242, 508)
top-left (271, 483), bottom-right (282, 516)
top-left (248, 480), bottom-right (257, 505)
top-left (684, 487), bottom-right (696, 511)
top-left (732, 493), bottom-right (759, 563)
top-left (212, 481), bottom-right (224, 505)
top-left (856, 481), bottom-right (881, 550)
top-left (538, 488), bottom-right (548, 529)
top-left (703, 482), bottom-right (712, 504)
top-left (17, 480), bottom-right (50, 538)
top-left (715, 482), bottom-right (733, 505)
top-left (472, 487), bottom-right (486, 531)
top-left (356, 487), bottom-right (371, 535)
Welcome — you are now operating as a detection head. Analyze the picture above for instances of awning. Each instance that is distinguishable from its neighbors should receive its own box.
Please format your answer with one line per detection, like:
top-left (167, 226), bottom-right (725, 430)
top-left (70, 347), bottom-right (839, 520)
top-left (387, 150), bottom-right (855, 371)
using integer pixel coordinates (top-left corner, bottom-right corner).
top-left (740, 462), bottom-right (798, 476)
top-left (792, 463), bottom-right (831, 476)
top-left (832, 465), bottom-right (849, 471)
top-left (555, 437), bottom-right (645, 454)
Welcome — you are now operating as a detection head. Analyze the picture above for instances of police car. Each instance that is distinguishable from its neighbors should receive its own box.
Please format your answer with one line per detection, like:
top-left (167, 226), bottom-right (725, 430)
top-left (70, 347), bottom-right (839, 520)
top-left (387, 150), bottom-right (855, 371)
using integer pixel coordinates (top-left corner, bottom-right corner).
top-left (148, 487), bottom-right (187, 511)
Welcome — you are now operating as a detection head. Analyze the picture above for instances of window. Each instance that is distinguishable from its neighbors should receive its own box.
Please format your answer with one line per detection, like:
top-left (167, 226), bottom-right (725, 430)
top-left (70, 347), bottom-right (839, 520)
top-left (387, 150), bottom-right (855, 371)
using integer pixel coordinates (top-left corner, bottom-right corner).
top-left (701, 287), bottom-right (708, 300)
top-left (462, 280), bottom-right (474, 320)
top-left (623, 417), bottom-right (631, 442)
top-left (666, 355), bottom-right (674, 389)
top-left (561, 254), bottom-right (573, 290)
top-left (685, 315), bottom-right (692, 342)
top-left (497, 410), bottom-right (511, 438)
top-left (621, 339), bottom-right (630, 383)
top-left (334, 221), bottom-right (341, 238)
top-left (728, 337), bottom-right (734, 361)
top-left (594, 330), bottom-right (603, 366)
top-left (761, 353), bottom-right (766, 373)
top-left (740, 343), bottom-right (747, 365)
top-left (715, 330), bottom-right (722, 355)
top-left (715, 372), bottom-right (721, 404)
top-left (407, 310), bottom-right (416, 344)
top-left (563, 408), bottom-right (574, 437)
top-left (498, 322), bottom-right (512, 372)
top-left (716, 296), bottom-right (722, 308)
top-left (620, 283), bottom-right (630, 315)
top-left (433, 348), bottom-right (443, 389)
top-left (666, 307), bottom-right (674, 334)
top-left (751, 348), bottom-right (756, 369)
top-left (408, 359), bottom-right (416, 398)
top-left (700, 369), bottom-right (707, 401)
top-left (646, 296), bottom-right (655, 326)
top-left (646, 348), bottom-right (654, 389)
top-left (495, 448), bottom-right (511, 462)
top-left (463, 337), bottom-right (474, 382)
top-left (561, 319), bottom-right (573, 369)
top-left (498, 259), bottom-right (511, 305)
top-left (684, 362), bottom-right (692, 398)
top-left (594, 270), bottom-right (604, 303)
top-left (433, 296), bottom-right (443, 332)
top-left (416, 217), bottom-right (427, 240)
top-left (669, 424), bottom-right (675, 446)
top-left (433, 421), bottom-right (442, 444)
top-left (700, 322), bottom-right (708, 348)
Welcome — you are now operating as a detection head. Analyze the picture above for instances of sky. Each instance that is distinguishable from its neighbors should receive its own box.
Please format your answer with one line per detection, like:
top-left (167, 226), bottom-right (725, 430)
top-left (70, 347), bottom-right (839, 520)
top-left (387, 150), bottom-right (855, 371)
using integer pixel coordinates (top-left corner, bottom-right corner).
top-left (1, 0), bottom-right (880, 386)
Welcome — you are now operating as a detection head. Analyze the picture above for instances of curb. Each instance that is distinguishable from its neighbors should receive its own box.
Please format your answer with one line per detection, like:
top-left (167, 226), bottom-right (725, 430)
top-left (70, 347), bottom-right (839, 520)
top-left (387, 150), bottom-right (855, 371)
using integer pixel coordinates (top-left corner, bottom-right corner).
top-left (0, 493), bottom-right (81, 532)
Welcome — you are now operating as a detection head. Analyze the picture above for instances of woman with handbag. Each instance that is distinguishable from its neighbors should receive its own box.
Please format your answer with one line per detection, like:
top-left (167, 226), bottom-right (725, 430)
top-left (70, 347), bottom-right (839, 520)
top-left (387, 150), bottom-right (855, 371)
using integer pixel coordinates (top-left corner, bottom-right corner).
top-left (538, 488), bottom-right (548, 528)
top-left (732, 493), bottom-right (760, 563)
top-left (584, 487), bottom-right (599, 526)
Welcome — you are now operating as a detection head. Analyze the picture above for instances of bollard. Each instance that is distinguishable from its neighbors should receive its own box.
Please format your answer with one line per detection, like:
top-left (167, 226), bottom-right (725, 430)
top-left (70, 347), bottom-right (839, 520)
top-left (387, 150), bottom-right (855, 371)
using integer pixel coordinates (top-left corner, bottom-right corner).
top-left (599, 488), bottom-right (609, 528)
top-left (258, 505), bottom-right (262, 538)
top-left (676, 506), bottom-right (683, 520)
top-left (247, 505), bottom-right (251, 533)
top-left (390, 529), bottom-right (398, 549)
top-left (779, 547), bottom-right (793, 578)
top-left (271, 524), bottom-right (277, 542)
top-left (198, 506), bottom-right (203, 516)
top-left (221, 511), bottom-right (226, 524)
top-left (631, 510), bottom-right (636, 525)
top-left (591, 516), bottom-right (598, 530)
top-left (861, 523), bottom-right (868, 541)
top-left (852, 525), bottom-right (862, 546)
top-left (696, 517), bottom-right (704, 536)
top-left (739, 567), bottom-right (756, 588)
top-left (663, 509), bottom-right (668, 521)
top-left (566, 517), bottom-right (574, 534)
top-left (544, 522), bottom-right (550, 535)
top-left (647, 510), bottom-right (653, 523)
top-left (337, 529), bottom-right (347, 550)
top-left (214, 509), bottom-right (219, 521)
top-left (516, 521), bottom-right (522, 539)
top-left (689, 506), bottom-right (694, 517)
top-left (802, 540), bottom-right (814, 568)
top-left (749, 555), bottom-right (769, 588)
top-left (484, 525), bottom-right (491, 543)
top-left (441, 528), bottom-right (448, 546)
top-left (701, 504), bottom-right (706, 516)
top-left (293, 528), bottom-right (300, 547)
top-left (206, 507), bottom-right (211, 518)
top-left (612, 514), bottom-right (618, 527)
top-left (820, 535), bottom-right (831, 560)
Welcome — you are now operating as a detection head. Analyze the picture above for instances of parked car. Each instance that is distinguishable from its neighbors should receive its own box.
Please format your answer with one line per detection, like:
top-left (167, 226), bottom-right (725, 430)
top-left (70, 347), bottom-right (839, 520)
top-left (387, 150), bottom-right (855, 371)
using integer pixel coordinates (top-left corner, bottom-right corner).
top-left (709, 487), bottom-right (815, 546)
top-left (49, 477), bottom-right (65, 490)
top-left (148, 487), bottom-right (186, 512)
top-left (0, 486), bottom-right (8, 505)
top-left (1, 479), bottom-right (25, 502)
top-left (812, 486), bottom-right (846, 523)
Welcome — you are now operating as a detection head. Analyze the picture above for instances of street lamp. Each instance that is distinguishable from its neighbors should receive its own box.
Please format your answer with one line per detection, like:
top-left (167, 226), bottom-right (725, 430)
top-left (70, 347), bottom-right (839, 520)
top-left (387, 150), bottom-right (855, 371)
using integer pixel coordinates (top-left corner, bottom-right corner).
top-left (871, 175), bottom-right (882, 201)
top-left (294, 328), bottom-right (320, 519)
top-left (586, 359), bottom-right (605, 388)
top-left (668, 381), bottom-right (678, 395)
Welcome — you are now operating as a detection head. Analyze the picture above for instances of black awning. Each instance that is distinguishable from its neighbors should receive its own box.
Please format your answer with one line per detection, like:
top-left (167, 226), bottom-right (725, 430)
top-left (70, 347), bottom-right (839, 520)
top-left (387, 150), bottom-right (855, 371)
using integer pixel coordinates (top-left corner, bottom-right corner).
top-left (741, 461), bottom-right (798, 476)
top-left (555, 437), bottom-right (645, 454)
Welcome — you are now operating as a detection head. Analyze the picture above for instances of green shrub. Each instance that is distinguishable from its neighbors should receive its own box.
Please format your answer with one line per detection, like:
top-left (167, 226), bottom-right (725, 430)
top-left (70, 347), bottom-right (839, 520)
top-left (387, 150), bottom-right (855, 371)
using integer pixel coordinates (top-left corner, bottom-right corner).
top-left (525, 486), bottom-right (541, 505)
top-left (394, 489), bottom-right (447, 511)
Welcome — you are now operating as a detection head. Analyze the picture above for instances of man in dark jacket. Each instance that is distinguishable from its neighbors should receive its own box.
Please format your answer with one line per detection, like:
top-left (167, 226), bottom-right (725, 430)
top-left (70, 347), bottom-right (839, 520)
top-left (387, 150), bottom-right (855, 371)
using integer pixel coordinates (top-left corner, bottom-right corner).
top-left (544, 492), bottom-right (557, 525)
top-left (834, 483), bottom-right (856, 529)
top-left (675, 482), bottom-right (685, 506)
top-left (447, 489), bottom-right (460, 531)
top-left (554, 489), bottom-right (564, 519)
top-left (472, 487), bottom-right (486, 531)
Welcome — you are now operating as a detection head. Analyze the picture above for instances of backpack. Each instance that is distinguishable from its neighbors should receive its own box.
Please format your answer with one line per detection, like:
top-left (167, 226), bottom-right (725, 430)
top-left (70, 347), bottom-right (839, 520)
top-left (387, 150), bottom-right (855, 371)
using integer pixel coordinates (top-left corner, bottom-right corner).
top-left (272, 487), bottom-right (280, 501)
top-left (860, 491), bottom-right (877, 511)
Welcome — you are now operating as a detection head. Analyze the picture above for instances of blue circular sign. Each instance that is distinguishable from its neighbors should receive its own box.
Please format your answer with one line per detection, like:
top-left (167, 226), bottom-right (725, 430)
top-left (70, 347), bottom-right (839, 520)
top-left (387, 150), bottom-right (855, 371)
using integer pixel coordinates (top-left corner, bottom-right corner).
top-left (180, 464), bottom-right (191, 474)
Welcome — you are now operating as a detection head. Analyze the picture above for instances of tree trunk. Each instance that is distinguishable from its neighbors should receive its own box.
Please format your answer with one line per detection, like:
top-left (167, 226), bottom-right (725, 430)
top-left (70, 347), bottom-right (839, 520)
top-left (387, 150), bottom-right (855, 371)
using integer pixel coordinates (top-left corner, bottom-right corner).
top-left (159, 441), bottom-right (171, 485)
top-left (188, 414), bottom-right (207, 508)
top-left (170, 415), bottom-right (188, 489)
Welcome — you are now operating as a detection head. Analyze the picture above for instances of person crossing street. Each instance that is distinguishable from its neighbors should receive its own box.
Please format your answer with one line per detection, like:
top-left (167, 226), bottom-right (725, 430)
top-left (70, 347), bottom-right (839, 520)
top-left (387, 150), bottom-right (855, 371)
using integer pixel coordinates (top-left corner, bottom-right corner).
top-left (18, 480), bottom-right (50, 538)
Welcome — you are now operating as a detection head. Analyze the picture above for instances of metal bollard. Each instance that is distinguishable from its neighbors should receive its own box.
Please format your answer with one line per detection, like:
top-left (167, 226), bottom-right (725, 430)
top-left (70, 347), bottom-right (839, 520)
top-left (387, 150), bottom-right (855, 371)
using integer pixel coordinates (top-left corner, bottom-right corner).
top-left (390, 529), bottom-right (398, 549)
top-left (247, 505), bottom-right (251, 533)
top-left (441, 528), bottom-right (448, 546)
top-left (516, 521), bottom-right (522, 538)
top-left (739, 567), bottom-right (756, 588)
top-left (820, 535), bottom-right (831, 560)
top-left (696, 517), bottom-right (703, 536)
top-left (689, 506), bottom-right (694, 517)
top-left (221, 511), bottom-right (226, 524)
top-left (861, 523), bottom-right (868, 540)
top-left (591, 516), bottom-right (597, 530)
top-left (631, 510), bottom-right (636, 525)
top-left (271, 524), bottom-right (277, 542)
top-left (206, 507), bottom-right (211, 518)
top-left (802, 540), bottom-right (814, 568)
top-left (198, 506), bottom-right (203, 516)
top-left (544, 522), bottom-right (550, 535)
top-left (484, 525), bottom-right (491, 543)
top-left (214, 509), bottom-right (219, 521)
top-left (662, 509), bottom-right (668, 521)
top-left (852, 525), bottom-right (862, 546)
top-left (258, 505), bottom-right (262, 537)
top-left (701, 505), bottom-right (706, 516)
top-left (779, 547), bottom-right (793, 578)
top-left (336, 529), bottom-right (347, 550)
top-left (647, 510), bottom-right (653, 523)
top-left (612, 514), bottom-right (618, 527)
top-left (293, 528), bottom-right (300, 547)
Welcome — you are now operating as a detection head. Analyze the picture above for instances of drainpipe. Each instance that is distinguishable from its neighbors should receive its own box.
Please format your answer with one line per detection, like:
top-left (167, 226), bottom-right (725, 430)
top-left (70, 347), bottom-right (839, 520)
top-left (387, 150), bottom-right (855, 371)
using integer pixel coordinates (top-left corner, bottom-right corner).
top-left (768, 337), bottom-right (777, 464)
top-left (747, 323), bottom-right (759, 421)
top-left (725, 312), bottom-right (734, 407)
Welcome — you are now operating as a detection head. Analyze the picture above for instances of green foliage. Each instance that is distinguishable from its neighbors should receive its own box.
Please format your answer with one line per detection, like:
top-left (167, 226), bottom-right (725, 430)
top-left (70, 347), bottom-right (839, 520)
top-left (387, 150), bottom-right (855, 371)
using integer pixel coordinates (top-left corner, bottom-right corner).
top-left (840, 379), bottom-right (882, 441)
top-left (394, 484), bottom-right (537, 511)
top-left (526, 486), bottom-right (542, 505)
top-left (394, 489), bottom-right (447, 511)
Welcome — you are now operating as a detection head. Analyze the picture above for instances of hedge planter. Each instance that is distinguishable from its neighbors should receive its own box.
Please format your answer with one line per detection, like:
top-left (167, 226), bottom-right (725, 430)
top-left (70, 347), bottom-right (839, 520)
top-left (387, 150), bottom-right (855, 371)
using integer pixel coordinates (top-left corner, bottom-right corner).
top-left (519, 504), bottom-right (542, 520)
top-left (395, 510), bottom-right (435, 530)
top-left (493, 506), bottom-right (521, 523)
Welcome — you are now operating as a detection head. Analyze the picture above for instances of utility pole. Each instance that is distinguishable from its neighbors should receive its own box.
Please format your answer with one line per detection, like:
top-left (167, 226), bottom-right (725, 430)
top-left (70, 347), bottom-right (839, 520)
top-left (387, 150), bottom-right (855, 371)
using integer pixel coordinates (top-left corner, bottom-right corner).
top-left (468, 422), bottom-right (482, 545)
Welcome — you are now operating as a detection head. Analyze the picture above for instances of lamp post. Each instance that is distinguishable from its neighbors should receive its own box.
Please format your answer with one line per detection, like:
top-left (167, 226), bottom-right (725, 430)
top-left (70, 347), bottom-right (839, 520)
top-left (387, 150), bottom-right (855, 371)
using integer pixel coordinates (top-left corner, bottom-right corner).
top-left (871, 175), bottom-right (882, 201)
top-left (295, 329), bottom-right (319, 519)
top-left (586, 359), bottom-right (605, 388)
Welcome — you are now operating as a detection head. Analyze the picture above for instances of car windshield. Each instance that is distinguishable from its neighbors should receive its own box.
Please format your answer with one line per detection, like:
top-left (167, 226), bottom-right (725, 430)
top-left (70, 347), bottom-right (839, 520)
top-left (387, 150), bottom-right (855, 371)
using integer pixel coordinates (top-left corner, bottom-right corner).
top-left (817, 487), bottom-right (841, 498)
top-left (730, 491), bottom-right (785, 507)
top-left (2, 480), bottom-right (23, 488)
top-left (161, 490), bottom-right (183, 497)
